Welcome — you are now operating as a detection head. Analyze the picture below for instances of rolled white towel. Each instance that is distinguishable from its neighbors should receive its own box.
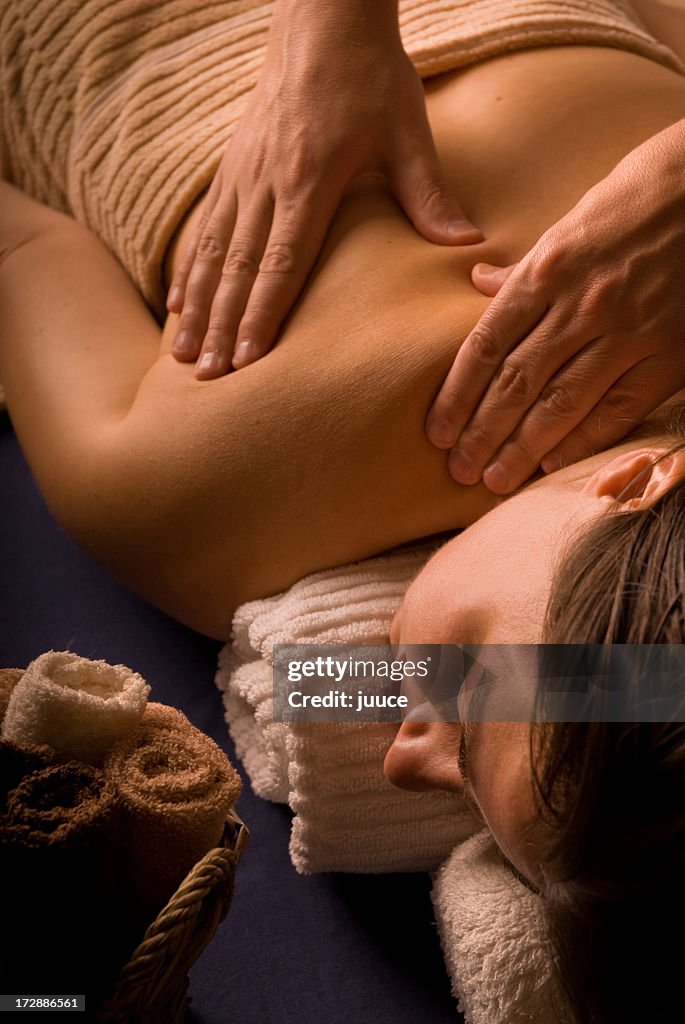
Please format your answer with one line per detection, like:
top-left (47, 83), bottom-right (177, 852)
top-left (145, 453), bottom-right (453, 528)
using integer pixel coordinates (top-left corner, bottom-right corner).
top-left (1, 650), bottom-right (150, 764)
top-left (218, 650), bottom-right (290, 803)
top-left (217, 542), bottom-right (482, 873)
top-left (431, 831), bottom-right (571, 1024)
top-left (286, 721), bottom-right (476, 874)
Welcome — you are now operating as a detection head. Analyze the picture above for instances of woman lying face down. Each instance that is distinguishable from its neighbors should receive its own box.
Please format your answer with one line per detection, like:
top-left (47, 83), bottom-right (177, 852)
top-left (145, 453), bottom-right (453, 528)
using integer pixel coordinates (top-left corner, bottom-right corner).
top-left (386, 409), bottom-right (685, 1024)
top-left (3, 20), bottom-right (685, 1022)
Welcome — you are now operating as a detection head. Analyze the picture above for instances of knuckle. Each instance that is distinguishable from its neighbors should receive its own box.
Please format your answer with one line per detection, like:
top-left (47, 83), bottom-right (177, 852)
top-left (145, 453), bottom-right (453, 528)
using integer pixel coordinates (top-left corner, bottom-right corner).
top-left (195, 233), bottom-right (227, 262)
top-left (178, 306), bottom-right (203, 328)
top-left (528, 236), bottom-right (566, 284)
top-left (540, 381), bottom-right (580, 418)
top-left (278, 143), bottom-right (316, 196)
top-left (466, 324), bottom-right (503, 368)
top-left (260, 241), bottom-right (298, 275)
top-left (239, 313), bottom-right (271, 336)
top-left (461, 421), bottom-right (494, 454)
top-left (439, 387), bottom-right (468, 419)
top-left (279, 172), bottom-right (309, 204)
top-left (222, 248), bottom-right (260, 276)
top-left (582, 278), bottom-right (612, 316)
top-left (206, 314), bottom-right (235, 339)
top-left (416, 177), bottom-right (449, 209)
top-left (600, 387), bottom-right (637, 423)
top-left (495, 360), bottom-right (534, 405)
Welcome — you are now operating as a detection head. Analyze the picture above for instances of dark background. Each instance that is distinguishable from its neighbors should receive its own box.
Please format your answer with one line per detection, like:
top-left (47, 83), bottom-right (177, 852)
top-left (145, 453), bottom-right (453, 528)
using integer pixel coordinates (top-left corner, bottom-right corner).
top-left (0, 411), bottom-right (462, 1024)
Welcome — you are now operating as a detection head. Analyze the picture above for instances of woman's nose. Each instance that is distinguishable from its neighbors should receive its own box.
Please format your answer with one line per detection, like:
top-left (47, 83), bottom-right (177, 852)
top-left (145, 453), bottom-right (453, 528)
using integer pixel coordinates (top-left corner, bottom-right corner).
top-left (383, 721), bottom-right (463, 792)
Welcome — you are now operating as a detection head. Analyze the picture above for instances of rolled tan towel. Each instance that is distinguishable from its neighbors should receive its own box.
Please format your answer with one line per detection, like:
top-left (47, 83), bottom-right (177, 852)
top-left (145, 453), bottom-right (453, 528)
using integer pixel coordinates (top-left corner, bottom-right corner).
top-left (0, 758), bottom-right (123, 999)
top-left (1, 650), bottom-right (150, 764)
top-left (105, 703), bottom-right (242, 916)
top-left (0, 668), bottom-right (23, 726)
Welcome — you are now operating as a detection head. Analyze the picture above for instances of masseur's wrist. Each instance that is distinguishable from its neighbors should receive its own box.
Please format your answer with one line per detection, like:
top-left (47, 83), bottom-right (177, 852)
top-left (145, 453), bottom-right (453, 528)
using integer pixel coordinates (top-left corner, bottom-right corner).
top-left (268, 0), bottom-right (402, 59)
top-left (622, 116), bottom-right (685, 213)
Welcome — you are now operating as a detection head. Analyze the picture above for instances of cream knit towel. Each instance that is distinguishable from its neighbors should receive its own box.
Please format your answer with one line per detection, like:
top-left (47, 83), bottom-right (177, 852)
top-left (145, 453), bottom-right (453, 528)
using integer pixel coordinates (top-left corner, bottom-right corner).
top-left (1, 0), bottom-right (680, 315)
top-left (1, 650), bottom-right (150, 765)
top-left (216, 543), bottom-right (482, 874)
top-left (432, 831), bottom-right (571, 1024)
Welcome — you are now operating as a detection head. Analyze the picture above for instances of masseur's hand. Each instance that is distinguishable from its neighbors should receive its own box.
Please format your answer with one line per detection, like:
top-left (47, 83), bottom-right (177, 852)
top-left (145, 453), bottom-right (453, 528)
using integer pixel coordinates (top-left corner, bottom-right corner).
top-left (427, 118), bottom-right (685, 494)
top-left (168, 0), bottom-right (482, 378)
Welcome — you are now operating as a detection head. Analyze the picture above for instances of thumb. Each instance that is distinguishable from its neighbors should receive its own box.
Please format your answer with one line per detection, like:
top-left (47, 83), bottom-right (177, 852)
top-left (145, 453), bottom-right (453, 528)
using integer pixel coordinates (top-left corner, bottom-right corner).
top-left (471, 262), bottom-right (518, 296)
top-left (393, 152), bottom-right (483, 246)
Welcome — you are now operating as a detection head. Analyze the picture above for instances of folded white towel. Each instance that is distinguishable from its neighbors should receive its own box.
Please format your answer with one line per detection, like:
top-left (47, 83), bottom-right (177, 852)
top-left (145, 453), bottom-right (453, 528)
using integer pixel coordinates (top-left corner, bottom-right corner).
top-left (1, 650), bottom-right (150, 764)
top-left (432, 831), bottom-right (570, 1024)
top-left (216, 543), bottom-right (481, 873)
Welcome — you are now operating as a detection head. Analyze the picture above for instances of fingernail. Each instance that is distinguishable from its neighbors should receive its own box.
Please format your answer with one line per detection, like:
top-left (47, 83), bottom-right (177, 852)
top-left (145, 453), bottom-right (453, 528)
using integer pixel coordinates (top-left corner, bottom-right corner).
top-left (475, 263), bottom-right (499, 277)
top-left (233, 339), bottom-right (257, 368)
top-left (167, 285), bottom-right (182, 310)
top-left (197, 351), bottom-right (221, 375)
top-left (449, 449), bottom-right (478, 484)
top-left (173, 330), bottom-right (195, 355)
top-left (448, 219), bottom-right (483, 239)
top-left (483, 461), bottom-right (509, 493)
top-left (427, 416), bottom-right (457, 448)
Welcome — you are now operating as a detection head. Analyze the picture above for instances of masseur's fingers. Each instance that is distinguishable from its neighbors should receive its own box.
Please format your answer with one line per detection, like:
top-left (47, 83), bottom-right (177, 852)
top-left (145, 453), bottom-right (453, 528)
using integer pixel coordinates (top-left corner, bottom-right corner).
top-left (475, 340), bottom-right (644, 493)
top-left (540, 358), bottom-right (679, 476)
top-left (168, 4), bottom-right (488, 380)
top-left (443, 311), bottom-right (589, 486)
top-left (194, 198), bottom-right (274, 379)
top-left (171, 192), bottom-right (239, 366)
top-left (232, 186), bottom-right (341, 369)
top-left (392, 147), bottom-right (483, 246)
top-left (426, 259), bottom-right (549, 450)
top-left (470, 261), bottom-right (517, 296)
top-left (430, 120), bottom-right (685, 493)
top-left (167, 176), bottom-right (221, 316)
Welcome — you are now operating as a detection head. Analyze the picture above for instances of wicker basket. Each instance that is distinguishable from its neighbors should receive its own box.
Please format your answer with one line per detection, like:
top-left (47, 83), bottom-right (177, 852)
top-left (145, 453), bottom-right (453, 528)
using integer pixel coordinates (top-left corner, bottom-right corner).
top-left (97, 809), bottom-right (249, 1024)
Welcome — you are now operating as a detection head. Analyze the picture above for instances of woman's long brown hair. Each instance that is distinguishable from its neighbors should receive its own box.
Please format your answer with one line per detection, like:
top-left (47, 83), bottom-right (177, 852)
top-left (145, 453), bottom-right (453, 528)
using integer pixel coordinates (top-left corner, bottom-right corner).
top-left (532, 421), bottom-right (685, 1024)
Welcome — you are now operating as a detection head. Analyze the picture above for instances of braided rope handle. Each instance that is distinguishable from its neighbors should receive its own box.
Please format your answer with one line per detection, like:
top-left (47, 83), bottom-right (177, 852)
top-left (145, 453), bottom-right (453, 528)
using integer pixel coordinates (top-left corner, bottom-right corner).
top-left (99, 812), bottom-right (249, 1023)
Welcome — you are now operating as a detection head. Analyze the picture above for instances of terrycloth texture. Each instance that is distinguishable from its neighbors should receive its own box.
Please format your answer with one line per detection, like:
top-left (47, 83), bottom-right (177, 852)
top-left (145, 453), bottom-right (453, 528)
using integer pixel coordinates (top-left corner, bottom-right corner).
top-left (1, 1), bottom-right (681, 316)
top-left (432, 831), bottom-right (571, 1024)
top-left (0, 754), bottom-right (122, 998)
top-left (1, 650), bottom-right (150, 765)
top-left (217, 543), bottom-right (481, 874)
top-left (1, 759), bottom-right (117, 852)
top-left (105, 702), bottom-right (242, 914)
top-left (0, 668), bottom-right (23, 726)
top-left (0, 738), bottom-right (59, 795)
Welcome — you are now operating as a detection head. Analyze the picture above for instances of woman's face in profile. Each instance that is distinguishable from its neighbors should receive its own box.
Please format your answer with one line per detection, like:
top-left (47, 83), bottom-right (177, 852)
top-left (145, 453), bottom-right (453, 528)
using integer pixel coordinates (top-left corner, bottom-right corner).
top-left (385, 468), bottom-right (607, 886)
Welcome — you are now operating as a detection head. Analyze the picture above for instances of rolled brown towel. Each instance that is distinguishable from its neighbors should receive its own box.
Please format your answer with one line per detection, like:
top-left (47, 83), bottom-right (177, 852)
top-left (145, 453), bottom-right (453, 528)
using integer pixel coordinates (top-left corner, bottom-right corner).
top-left (0, 737), bottom-right (58, 797)
top-left (0, 759), bottom-right (124, 1000)
top-left (0, 668), bottom-right (23, 727)
top-left (105, 703), bottom-right (242, 916)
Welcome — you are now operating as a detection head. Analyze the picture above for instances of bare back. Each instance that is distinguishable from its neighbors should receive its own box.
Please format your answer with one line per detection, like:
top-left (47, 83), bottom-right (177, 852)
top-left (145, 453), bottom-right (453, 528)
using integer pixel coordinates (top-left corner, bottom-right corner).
top-left (3, 44), bottom-right (685, 637)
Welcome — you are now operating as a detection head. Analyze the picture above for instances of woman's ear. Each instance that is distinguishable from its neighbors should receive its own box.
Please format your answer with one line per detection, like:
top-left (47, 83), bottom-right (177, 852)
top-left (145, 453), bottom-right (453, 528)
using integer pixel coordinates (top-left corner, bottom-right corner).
top-left (583, 447), bottom-right (685, 508)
